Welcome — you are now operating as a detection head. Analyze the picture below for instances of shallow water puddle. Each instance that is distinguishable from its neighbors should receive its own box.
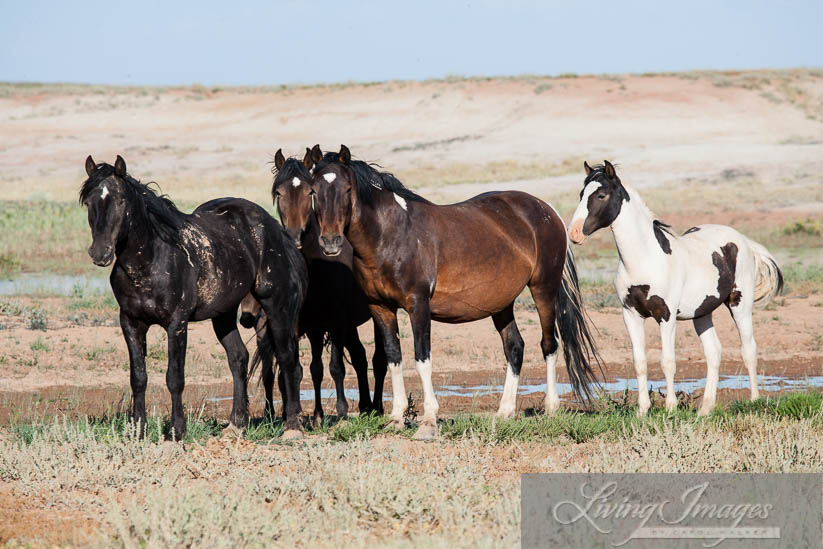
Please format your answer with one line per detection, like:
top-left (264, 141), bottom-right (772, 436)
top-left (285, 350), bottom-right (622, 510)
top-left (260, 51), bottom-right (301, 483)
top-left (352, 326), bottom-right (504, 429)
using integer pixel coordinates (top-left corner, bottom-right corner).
top-left (0, 274), bottom-right (110, 295)
top-left (207, 374), bottom-right (823, 404)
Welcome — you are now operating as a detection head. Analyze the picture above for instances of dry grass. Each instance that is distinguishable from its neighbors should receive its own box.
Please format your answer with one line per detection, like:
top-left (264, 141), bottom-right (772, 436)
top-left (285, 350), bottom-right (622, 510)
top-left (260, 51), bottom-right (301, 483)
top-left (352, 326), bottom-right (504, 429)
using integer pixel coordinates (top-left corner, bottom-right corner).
top-left (3, 394), bottom-right (823, 547)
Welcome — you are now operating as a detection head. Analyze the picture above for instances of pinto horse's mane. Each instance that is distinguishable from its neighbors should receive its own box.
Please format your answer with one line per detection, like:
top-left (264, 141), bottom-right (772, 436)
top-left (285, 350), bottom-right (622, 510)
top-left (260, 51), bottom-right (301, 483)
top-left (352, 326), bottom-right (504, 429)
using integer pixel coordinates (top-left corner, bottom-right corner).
top-left (318, 152), bottom-right (430, 207)
top-left (79, 163), bottom-right (186, 245)
top-left (586, 163), bottom-right (674, 235)
top-left (271, 156), bottom-right (311, 187)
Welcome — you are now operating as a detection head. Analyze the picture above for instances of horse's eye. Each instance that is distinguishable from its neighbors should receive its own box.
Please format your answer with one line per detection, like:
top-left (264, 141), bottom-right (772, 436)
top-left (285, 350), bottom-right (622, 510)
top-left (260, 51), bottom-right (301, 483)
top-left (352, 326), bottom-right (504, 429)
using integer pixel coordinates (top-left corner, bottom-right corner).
top-left (598, 193), bottom-right (607, 199)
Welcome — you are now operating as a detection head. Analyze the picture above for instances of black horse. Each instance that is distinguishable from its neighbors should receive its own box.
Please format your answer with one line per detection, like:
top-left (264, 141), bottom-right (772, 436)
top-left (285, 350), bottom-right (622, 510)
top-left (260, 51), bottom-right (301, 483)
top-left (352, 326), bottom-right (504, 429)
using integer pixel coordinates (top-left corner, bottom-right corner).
top-left (241, 150), bottom-right (387, 424)
top-left (80, 155), bottom-right (308, 438)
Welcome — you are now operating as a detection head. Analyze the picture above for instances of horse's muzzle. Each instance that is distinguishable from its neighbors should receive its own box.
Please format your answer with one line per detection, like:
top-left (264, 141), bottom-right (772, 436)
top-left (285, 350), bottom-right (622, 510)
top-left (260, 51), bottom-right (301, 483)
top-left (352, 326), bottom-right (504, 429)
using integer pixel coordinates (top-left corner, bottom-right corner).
top-left (89, 246), bottom-right (114, 267)
top-left (568, 220), bottom-right (587, 245)
top-left (319, 235), bottom-right (344, 257)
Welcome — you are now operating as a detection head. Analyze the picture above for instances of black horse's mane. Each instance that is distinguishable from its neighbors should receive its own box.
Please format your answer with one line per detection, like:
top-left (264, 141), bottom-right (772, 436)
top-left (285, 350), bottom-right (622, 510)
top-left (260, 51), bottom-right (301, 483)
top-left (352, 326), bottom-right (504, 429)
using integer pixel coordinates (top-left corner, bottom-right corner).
top-left (584, 163), bottom-right (673, 235)
top-left (318, 152), bottom-right (429, 207)
top-left (272, 156), bottom-right (312, 187)
top-left (79, 163), bottom-right (186, 245)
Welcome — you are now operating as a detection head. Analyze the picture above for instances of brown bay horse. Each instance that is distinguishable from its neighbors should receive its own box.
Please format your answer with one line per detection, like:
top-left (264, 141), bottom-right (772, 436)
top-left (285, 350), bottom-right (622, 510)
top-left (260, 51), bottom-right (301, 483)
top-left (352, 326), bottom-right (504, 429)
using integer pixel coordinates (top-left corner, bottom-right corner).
top-left (308, 145), bottom-right (602, 439)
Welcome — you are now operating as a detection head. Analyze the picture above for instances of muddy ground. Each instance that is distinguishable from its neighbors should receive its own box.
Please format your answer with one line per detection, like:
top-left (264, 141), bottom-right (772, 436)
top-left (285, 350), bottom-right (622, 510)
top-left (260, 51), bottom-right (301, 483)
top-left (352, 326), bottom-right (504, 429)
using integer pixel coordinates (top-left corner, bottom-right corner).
top-left (1, 291), bottom-right (821, 424)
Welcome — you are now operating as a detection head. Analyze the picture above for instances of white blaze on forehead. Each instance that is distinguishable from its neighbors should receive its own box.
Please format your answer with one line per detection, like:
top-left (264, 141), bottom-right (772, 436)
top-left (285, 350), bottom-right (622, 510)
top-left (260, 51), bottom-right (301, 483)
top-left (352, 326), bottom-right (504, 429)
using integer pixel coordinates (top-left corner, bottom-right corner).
top-left (292, 177), bottom-right (301, 187)
top-left (570, 181), bottom-right (602, 224)
top-left (100, 184), bottom-right (109, 199)
top-left (393, 193), bottom-right (407, 211)
top-left (323, 172), bottom-right (336, 183)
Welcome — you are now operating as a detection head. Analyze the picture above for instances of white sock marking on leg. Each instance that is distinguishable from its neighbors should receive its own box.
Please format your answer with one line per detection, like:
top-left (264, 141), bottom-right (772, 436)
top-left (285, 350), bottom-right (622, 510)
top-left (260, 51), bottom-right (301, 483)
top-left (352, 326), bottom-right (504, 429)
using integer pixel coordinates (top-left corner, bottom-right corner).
top-left (497, 362), bottom-right (520, 417)
top-left (389, 362), bottom-right (406, 422)
top-left (415, 358), bottom-right (438, 423)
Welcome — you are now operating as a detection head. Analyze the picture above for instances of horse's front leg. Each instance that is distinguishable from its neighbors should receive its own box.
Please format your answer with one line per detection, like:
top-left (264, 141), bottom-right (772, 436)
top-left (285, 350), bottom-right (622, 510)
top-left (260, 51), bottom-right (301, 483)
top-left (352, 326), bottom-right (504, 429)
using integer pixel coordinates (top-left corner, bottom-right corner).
top-left (407, 296), bottom-right (438, 440)
top-left (659, 318), bottom-right (678, 412)
top-left (370, 325), bottom-right (388, 416)
top-left (328, 330), bottom-right (350, 419)
top-left (370, 305), bottom-right (404, 429)
top-left (166, 319), bottom-right (189, 440)
top-left (121, 313), bottom-right (149, 437)
top-left (622, 308), bottom-right (651, 416)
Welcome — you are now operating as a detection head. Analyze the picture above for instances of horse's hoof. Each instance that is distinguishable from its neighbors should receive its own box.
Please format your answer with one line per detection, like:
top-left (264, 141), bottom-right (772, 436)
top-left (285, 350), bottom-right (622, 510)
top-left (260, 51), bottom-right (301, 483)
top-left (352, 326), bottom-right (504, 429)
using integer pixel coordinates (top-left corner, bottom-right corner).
top-left (282, 429), bottom-right (304, 440)
top-left (413, 423), bottom-right (439, 440)
top-left (386, 418), bottom-right (405, 430)
top-left (221, 423), bottom-right (244, 438)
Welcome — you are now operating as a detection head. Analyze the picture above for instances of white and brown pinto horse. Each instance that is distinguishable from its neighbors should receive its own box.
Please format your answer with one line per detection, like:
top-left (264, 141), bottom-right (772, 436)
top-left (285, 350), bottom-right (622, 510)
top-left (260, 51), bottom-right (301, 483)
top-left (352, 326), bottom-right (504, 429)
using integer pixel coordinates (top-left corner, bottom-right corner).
top-left (569, 161), bottom-right (783, 415)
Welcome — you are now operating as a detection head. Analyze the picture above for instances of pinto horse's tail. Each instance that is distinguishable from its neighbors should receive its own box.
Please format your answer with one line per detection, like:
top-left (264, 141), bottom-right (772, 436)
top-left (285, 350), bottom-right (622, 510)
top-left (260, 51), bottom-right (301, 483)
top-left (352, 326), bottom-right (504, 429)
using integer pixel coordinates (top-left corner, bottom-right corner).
top-left (556, 247), bottom-right (604, 402)
top-left (747, 238), bottom-right (784, 306)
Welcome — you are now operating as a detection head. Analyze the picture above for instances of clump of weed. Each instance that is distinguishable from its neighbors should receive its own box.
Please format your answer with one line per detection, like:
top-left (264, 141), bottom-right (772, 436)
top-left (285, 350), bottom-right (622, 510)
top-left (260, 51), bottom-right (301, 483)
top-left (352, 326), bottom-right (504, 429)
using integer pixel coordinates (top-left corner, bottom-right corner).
top-left (25, 308), bottom-right (48, 331)
top-left (30, 336), bottom-right (50, 352)
top-left (783, 218), bottom-right (822, 236)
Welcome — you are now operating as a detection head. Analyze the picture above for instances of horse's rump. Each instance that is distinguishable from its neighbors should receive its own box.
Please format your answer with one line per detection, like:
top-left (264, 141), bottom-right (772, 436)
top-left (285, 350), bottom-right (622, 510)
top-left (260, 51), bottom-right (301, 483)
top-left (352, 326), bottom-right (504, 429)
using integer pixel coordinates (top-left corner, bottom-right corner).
top-left (424, 191), bottom-right (567, 322)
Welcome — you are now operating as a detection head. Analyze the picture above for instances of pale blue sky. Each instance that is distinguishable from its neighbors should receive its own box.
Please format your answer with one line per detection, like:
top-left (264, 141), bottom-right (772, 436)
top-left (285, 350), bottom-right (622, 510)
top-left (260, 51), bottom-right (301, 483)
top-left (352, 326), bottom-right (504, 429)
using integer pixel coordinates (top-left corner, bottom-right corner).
top-left (1, 0), bottom-right (821, 86)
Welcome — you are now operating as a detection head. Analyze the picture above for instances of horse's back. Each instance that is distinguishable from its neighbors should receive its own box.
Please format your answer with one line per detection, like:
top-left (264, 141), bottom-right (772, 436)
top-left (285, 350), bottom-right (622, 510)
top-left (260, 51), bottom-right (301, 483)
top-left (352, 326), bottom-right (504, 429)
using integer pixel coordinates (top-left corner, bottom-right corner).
top-left (675, 224), bottom-right (758, 319)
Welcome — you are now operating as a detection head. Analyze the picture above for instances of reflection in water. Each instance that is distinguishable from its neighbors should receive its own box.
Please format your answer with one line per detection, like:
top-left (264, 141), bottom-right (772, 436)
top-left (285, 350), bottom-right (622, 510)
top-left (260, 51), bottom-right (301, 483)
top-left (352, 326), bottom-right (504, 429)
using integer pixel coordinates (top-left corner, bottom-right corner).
top-left (208, 375), bottom-right (823, 404)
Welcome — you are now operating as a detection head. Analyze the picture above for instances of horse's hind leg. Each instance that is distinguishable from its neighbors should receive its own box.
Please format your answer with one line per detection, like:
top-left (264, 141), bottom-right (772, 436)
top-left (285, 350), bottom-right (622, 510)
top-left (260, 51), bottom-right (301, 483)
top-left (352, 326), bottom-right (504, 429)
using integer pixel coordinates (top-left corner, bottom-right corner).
top-left (259, 300), bottom-right (303, 435)
top-left (694, 314), bottom-right (722, 415)
top-left (213, 310), bottom-right (250, 429)
top-left (307, 330), bottom-right (326, 426)
top-left (345, 325), bottom-right (374, 414)
top-left (256, 314), bottom-right (276, 420)
top-left (728, 299), bottom-right (760, 401)
top-left (493, 303), bottom-right (525, 419)
top-left (527, 282), bottom-right (561, 414)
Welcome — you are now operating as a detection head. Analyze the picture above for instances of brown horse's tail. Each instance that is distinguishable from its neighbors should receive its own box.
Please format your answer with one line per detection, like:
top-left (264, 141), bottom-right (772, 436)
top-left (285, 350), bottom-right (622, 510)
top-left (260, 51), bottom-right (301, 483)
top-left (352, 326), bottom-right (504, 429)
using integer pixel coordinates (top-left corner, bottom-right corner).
top-left (556, 247), bottom-right (603, 402)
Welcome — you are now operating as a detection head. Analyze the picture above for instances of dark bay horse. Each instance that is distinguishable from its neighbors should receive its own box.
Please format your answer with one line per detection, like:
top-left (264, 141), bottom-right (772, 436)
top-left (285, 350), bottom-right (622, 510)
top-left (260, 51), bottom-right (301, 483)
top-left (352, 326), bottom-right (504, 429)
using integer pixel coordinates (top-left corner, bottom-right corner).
top-left (309, 145), bottom-right (601, 439)
top-left (569, 161), bottom-right (783, 415)
top-left (265, 149), bottom-right (387, 422)
top-left (80, 155), bottom-right (307, 438)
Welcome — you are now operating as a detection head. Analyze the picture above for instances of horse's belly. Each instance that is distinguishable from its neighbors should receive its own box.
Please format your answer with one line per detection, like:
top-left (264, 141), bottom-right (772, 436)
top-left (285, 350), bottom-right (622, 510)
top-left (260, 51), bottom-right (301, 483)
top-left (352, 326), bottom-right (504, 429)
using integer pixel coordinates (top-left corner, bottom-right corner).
top-left (429, 283), bottom-right (522, 323)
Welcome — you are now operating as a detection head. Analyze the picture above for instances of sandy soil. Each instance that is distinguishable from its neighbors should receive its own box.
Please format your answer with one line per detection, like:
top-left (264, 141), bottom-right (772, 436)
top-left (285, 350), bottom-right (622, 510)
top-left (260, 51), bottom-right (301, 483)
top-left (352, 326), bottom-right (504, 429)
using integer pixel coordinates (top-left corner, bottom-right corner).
top-left (2, 71), bottom-right (822, 206)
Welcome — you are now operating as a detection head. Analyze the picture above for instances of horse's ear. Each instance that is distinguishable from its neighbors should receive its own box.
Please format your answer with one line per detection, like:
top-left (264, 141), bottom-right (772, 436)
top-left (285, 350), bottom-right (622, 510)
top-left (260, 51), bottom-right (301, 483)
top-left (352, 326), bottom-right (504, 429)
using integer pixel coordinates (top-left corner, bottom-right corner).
top-left (85, 155), bottom-right (96, 177)
top-left (310, 144), bottom-right (323, 164)
top-left (338, 144), bottom-right (351, 165)
top-left (604, 160), bottom-right (616, 179)
top-left (274, 149), bottom-right (285, 171)
top-left (114, 155), bottom-right (127, 177)
top-left (303, 148), bottom-right (314, 170)
top-left (584, 161), bottom-right (592, 177)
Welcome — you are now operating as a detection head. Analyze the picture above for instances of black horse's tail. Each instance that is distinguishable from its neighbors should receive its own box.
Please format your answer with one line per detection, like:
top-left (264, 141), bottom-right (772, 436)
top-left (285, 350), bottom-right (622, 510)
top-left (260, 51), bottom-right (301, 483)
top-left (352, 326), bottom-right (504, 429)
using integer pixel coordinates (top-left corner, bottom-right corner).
top-left (247, 321), bottom-right (276, 385)
top-left (556, 247), bottom-right (603, 402)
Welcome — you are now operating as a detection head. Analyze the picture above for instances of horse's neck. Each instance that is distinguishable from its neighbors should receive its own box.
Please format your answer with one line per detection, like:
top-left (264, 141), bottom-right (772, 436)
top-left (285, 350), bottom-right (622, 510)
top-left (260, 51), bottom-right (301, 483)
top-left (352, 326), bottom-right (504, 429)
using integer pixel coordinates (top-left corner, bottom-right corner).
top-left (117, 206), bottom-right (164, 264)
top-left (346, 193), bottom-right (401, 263)
top-left (610, 193), bottom-right (665, 273)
